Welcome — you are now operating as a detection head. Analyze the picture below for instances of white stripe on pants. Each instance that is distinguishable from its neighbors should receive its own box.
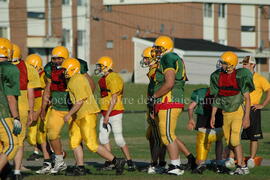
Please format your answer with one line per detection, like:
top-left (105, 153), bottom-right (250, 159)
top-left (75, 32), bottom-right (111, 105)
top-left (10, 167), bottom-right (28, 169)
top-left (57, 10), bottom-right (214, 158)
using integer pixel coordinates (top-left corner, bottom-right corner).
top-left (99, 113), bottom-right (126, 147)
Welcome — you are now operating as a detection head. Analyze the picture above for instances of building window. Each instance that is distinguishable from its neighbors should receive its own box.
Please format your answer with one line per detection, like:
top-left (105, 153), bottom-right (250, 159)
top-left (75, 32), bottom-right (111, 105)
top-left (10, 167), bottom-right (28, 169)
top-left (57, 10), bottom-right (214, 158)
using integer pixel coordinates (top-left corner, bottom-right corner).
top-left (241, 26), bottom-right (256, 32)
top-left (27, 12), bottom-right (45, 19)
top-left (256, 58), bottom-right (267, 64)
top-left (219, 39), bottom-right (227, 45)
top-left (106, 40), bottom-right (113, 49)
top-left (105, 5), bottom-right (112, 12)
top-left (77, 0), bottom-right (85, 6)
top-left (0, 27), bottom-right (8, 38)
top-left (218, 4), bottom-right (225, 18)
top-left (63, 29), bottom-right (70, 46)
top-left (77, 30), bottom-right (85, 46)
top-left (62, 0), bottom-right (70, 5)
top-left (204, 3), bottom-right (212, 18)
top-left (0, 0), bottom-right (7, 2)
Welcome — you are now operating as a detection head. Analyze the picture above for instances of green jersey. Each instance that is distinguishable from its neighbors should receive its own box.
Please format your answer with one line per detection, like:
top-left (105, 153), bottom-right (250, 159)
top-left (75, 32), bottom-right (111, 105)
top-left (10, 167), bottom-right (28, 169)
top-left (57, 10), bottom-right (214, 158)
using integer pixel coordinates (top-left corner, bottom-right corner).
top-left (154, 52), bottom-right (187, 110)
top-left (44, 60), bottom-right (89, 111)
top-left (210, 68), bottom-right (254, 112)
top-left (0, 61), bottom-right (20, 118)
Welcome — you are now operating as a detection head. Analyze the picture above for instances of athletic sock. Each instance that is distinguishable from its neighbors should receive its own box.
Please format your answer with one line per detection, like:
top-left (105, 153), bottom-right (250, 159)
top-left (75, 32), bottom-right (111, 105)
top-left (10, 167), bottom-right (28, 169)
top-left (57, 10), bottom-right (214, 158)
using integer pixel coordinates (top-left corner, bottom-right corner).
top-left (171, 159), bottom-right (181, 166)
top-left (159, 161), bottom-right (166, 167)
top-left (14, 170), bottom-right (21, 175)
top-left (34, 150), bottom-right (39, 154)
top-left (112, 157), bottom-right (117, 165)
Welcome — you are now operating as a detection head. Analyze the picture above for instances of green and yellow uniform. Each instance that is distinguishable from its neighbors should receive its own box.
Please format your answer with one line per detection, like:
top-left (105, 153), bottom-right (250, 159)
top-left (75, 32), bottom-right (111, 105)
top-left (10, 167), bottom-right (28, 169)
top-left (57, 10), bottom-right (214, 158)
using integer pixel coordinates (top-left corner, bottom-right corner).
top-left (44, 60), bottom-right (89, 140)
top-left (210, 68), bottom-right (254, 146)
top-left (154, 52), bottom-right (187, 145)
top-left (0, 61), bottom-right (20, 160)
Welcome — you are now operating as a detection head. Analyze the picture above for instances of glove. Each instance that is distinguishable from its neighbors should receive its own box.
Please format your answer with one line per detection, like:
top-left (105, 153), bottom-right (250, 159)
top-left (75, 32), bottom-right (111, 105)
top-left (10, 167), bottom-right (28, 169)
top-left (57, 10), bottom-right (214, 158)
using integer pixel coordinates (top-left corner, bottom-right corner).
top-left (147, 95), bottom-right (157, 111)
top-left (13, 118), bottom-right (22, 136)
top-left (103, 123), bottom-right (112, 132)
top-left (39, 120), bottom-right (46, 133)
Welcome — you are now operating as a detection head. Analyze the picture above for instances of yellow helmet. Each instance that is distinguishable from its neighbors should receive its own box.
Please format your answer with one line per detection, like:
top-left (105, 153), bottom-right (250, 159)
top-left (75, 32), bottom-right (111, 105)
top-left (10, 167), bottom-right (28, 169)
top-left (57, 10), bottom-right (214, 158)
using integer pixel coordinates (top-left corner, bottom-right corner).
top-left (0, 38), bottom-right (13, 60)
top-left (52, 46), bottom-right (69, 59)
top-left (94, 56), bottom-right (113, 76)
top-left (218, 51), bottom-right (238, 72)
top-left (140, 47), bottom-right (157, 68)
top-left (12, 44), bottom-right (21, 62)
top-left (25, 54), bottom-right (43, 71)
top-left (154, 36), bottom-right (174, 56)
top-left (61, 58), bottom-right (80, 78)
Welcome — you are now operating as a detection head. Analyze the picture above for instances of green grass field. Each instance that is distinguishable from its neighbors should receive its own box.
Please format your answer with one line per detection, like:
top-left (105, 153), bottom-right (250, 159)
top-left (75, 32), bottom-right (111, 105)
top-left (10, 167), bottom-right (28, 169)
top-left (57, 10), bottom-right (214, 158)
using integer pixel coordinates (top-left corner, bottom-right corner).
top-left (23, 83), bottom-right (270, 179)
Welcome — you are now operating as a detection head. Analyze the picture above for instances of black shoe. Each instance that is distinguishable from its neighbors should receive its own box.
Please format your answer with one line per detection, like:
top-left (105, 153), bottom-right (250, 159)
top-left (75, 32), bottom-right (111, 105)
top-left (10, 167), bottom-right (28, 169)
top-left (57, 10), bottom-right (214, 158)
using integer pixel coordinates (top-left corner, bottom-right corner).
top-left (97, 161), bottom-right (115, 171)
top-left (0, 163), bottom-right (12, 180)
top-left (114, 158), bottom-right (126, 175)
top-left (192, 164), bottom-right (206, 174)
top-left (12, 174), bottom-right (23, 180)
top-left (214, 165), bottom-right (230, 174)
top-left (65, 166), bottom-right (88, 176)
top-left (126, 160), bottom-right (136, 172)
top-left (27, 153), bottom-right (42, 161)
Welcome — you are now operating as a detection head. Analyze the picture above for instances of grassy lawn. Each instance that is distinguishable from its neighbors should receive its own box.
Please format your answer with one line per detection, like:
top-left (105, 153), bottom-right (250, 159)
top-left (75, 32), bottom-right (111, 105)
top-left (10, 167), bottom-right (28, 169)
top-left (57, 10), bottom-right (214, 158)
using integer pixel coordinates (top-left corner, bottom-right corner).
top-left (22, 83), bottom-right (270, 179)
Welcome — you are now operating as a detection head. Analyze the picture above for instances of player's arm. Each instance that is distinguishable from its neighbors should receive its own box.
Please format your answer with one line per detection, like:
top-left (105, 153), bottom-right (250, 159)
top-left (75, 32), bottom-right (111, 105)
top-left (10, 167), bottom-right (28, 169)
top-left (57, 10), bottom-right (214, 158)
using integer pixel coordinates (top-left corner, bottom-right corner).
top-left (210, 106), bottom-right (218, 128)
top-left (153, 69), bottom-right (175, 98)
top-left (103, 93), bottom-right (118, 124)
top-left (242, 92), bottom-right (251, 129)
top-left (40, 81), bottom-right (51, 120)
top-left (27, 88), bottom-right (35, 126)
top-left (64, 100), bottom-right (84, 122)
top-left (187, 101), bottom-right (197, 130)
top-left (7, 96), bottom-right (19, 118)
top-left (84, 73), bottom-right (96, 92)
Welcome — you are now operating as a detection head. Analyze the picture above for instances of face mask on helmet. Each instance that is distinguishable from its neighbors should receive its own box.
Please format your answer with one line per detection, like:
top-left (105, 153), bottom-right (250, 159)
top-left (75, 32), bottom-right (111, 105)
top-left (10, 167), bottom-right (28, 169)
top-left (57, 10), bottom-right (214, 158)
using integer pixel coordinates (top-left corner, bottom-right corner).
top-left (51, 57), bottom-right (65, 67)
top-left (94, 63), bottom-right (107, 76)
top-left (216, 59), bottom-right (234, 73)
top-left (152, 46), bottom-right (166, 59)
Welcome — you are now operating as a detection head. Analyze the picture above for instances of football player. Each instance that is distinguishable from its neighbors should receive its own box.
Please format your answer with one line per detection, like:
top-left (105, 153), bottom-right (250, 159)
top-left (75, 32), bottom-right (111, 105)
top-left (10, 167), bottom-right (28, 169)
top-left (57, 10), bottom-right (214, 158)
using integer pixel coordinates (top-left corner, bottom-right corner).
top-left (95, 56), bottom-right (136, 171)
top-left (210, 51), bottom-right (254, 175)
top-left (149, 36), bottom-right (195, 175)
top-left (61, 58), bottom-right (126, 176)
top-left (240, 56), bottom-right (270, 168)
top-left (140, 47), bottom-right (167, 174)
top-left (187, 88), bottom-right (224, 174)
top-left (10, 44), bottom-right (41, 179)
top-left (0, 38), bottom-right (21, 180)
top-left (25, 54), bottom-right (52, 164)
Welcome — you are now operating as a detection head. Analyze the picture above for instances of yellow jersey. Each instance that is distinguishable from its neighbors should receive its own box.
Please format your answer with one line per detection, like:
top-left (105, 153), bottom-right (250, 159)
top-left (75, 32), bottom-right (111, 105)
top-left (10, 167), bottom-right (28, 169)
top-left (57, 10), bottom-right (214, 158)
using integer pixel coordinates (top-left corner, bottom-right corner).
top-left (250, 72), bottom-right (270, 106)
top-left (68, 73), bottom-right (100, 119)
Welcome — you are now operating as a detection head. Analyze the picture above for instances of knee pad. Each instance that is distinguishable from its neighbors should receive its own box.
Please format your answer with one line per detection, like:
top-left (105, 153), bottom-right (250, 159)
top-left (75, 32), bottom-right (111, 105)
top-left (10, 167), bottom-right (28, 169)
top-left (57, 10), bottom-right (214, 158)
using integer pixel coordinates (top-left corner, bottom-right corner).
top-left (85, 140), bottom-right (99, 153)
top-left (114, 133), bottom-right (126, 147)
top-left (99, 132), bottom-right (110, 145)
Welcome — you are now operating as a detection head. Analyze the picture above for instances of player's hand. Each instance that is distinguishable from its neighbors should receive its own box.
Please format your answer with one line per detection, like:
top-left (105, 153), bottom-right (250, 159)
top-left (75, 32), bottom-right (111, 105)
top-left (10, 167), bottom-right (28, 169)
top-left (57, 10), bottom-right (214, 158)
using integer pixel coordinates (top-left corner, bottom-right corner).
top-left (147, 95), bottom-right (157, 109)
top-left (242, 115), bottom-right (250, 129)
top-left (103, 115), bottom-right (109, 125)
top-left (40, 109), bottom-right (46, 121)
top-left (252, 104), bottom-right (264, 111)
top-left (64, 114), bottom-right (71, 123)
top-left (13, 118), bottom-right (22, 136)
top-left (187, 119), bottom-right (196, 131)
top-left (210, 116), bottom-right (215, 129)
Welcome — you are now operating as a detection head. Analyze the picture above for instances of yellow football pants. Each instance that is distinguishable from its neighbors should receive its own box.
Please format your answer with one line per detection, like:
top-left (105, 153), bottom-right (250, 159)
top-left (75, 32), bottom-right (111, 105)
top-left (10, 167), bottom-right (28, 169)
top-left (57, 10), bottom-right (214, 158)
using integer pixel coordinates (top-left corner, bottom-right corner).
top-left (146, 111), bottom-right (163, 147)
top-left (27, 97), bottom-right (47, 145)
top-left (18, 90), bottom-right (29, 147)
top-left (196, 129), bottom-right (223, 161)
top-left (222, 106), bottom-right (244, 147)
top-left (158, 108), bottom-right (182, 145)
top-left (0, 118), bottom-right (19, 160)
top-left (46, 108), bottom-right (68, 140)
top-left (69, 114), bottom-right (99, 152)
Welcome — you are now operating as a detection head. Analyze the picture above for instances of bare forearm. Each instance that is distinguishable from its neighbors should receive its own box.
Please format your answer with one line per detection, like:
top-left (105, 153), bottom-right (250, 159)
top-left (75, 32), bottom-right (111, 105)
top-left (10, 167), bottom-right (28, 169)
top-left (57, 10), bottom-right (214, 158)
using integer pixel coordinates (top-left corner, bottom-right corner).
top-left (244, 93), bottom-right (251, 117)
top-left (188, 102), bottom-right (197, 120)
top-left (154, 83), bottom-right (173, 98)
top-left (154, 70), bottom-right (175, 98)
top-left (67, 100), bottom-right (83, 117)
top-left (7, 96), bottom-right (19, 118)
top-left (262, 90), bottom-right (270, 107)
top-left (105, 94), bottom-right (117, 117)
top-left (211, 106), bottom-right (218, 118)
top-left (41, 83), bottom-right (51, 110)
top-left (27, 88), bottom-right (35, 112)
